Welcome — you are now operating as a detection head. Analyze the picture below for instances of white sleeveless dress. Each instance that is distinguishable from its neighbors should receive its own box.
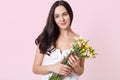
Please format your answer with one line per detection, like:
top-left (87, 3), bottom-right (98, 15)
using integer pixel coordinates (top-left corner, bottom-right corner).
top-left (41, 47), bottom-right (79, 80)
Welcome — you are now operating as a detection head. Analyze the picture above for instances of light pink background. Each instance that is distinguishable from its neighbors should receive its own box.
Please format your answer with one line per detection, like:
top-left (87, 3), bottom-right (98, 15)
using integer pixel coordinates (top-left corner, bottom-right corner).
top-left (0, 0), bottom-right (120, 80)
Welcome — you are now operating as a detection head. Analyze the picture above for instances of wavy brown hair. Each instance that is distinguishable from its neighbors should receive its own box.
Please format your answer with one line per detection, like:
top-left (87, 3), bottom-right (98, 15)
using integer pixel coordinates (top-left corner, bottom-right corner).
top-left (35, 0), bottom-right (73, 54)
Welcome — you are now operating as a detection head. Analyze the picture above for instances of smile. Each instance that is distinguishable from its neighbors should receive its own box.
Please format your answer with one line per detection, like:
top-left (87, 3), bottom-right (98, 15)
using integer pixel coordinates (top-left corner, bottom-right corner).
top-left (60, 22), bottom-right (66, 26)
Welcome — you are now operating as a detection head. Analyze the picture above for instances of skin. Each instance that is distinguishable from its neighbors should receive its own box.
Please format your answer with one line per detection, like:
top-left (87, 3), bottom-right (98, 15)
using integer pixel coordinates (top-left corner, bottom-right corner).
top-left (32, 5), bottom-right (85, 77)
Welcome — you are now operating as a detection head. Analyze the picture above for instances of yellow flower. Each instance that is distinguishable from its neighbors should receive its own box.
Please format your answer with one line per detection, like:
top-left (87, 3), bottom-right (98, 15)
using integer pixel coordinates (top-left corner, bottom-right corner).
top-left (85, 45), bottom-right (89, 49)
top-left (49, 36), bottom-right (97, 80)
top-left (78, 36), bottom-right (84, 41)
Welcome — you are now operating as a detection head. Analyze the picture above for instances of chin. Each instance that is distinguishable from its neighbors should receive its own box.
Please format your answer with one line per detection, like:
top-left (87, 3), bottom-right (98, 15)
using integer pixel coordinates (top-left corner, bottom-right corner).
top-left (60, 27), bottom-right (70, 30)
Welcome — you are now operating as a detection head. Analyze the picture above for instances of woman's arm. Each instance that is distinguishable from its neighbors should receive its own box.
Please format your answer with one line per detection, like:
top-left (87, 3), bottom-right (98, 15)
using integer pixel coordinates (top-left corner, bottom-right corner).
top-left (32, 45), bottom-right (72, 76)
top-left (32, 45), bottom-right (53, 75)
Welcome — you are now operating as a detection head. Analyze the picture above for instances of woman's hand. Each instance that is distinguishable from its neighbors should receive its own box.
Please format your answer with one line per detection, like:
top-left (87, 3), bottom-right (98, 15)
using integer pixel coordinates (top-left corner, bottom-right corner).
top-left (51, 59), bottom-right (72, 76)
top-left (68, 54), bottom-right (85, 76)
top-left (68, 54), bottom-right (80, 70)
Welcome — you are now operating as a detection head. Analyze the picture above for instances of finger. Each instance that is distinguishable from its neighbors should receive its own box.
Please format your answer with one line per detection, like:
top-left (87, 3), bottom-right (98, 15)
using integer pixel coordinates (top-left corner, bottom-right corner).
top-left (68, 60), bottom-right (72, 66)
top-left (62, 69), bottom-right (71, 76)
top-left (68, 58), bottom-right (74, 66)
top-left (74, 55), bottom-right (79, 60)
top-left (62, 64), bottom-right (71, 69)
top-left (62, 64), bottom-right (72, 71)
top-left (70, 55), bottom-right (76, 62)
top-left (59, 69), bottom-right (70, 76)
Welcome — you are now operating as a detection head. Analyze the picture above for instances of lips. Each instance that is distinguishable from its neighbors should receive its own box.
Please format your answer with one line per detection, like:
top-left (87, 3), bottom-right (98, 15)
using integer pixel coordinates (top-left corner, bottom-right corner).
top-left (60, 22), bottom-right (66, 26)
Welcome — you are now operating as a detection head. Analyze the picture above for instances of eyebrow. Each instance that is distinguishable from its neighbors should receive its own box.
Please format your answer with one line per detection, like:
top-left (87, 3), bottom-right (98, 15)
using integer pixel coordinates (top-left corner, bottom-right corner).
top-left (54, 11), bottom-right (68, 15)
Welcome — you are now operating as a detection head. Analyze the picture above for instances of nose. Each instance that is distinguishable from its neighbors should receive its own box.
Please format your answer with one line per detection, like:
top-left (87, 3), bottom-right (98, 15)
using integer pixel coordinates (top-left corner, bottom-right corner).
top-left (60, 16), bottom-right (65, 21)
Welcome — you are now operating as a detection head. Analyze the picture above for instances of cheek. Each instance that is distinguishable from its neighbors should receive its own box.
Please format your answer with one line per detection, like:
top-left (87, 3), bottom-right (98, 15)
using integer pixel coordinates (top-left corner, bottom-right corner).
top-left (66, 18), bottom-right (71, 24)
top-left (65, 16), bottom-right (70, 22)
top-left (55, 19), bottom-right (59, 24)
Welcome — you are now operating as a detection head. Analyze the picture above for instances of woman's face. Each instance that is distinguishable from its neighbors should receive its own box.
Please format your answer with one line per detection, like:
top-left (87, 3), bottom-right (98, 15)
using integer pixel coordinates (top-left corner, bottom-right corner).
top-left (54, 5), bottom-right (71, 30)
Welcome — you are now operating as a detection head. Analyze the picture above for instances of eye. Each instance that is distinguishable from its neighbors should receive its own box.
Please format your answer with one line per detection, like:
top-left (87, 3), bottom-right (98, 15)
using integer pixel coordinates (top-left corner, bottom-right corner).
top-left (63, 12), bottom-right (68, 16)
top-left (54, 15), bottom-right (59, 18)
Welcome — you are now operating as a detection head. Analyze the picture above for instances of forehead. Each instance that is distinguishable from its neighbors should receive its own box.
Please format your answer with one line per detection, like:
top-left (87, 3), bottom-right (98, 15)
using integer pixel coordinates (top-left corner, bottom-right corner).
top-left (54, 5), bottom-right (67, 14)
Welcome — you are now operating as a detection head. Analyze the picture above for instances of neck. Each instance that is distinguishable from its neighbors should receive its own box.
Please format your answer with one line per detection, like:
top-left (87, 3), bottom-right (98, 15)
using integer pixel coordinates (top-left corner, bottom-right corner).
top-left (59, 28), bottom-right (73, 37)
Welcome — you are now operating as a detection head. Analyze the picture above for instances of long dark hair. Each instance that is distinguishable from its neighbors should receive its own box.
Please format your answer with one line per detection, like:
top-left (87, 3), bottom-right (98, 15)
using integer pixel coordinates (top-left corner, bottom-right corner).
top-left (35, 0), bottom-right (73, 54)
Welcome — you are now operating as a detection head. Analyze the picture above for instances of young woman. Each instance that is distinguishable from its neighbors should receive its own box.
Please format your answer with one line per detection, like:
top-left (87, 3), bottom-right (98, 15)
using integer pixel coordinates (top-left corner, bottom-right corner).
top-left (32, 0), bottom-right (85, 80)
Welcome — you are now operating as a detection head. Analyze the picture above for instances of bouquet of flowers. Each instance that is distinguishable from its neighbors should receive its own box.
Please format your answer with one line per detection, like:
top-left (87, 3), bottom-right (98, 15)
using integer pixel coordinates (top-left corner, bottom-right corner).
top-left (49, 37), bottom-right (97, 80)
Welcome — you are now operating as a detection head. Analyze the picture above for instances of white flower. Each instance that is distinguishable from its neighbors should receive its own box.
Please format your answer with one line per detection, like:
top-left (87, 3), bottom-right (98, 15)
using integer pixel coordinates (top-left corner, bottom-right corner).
top-left (77, 41), bottom-right (82, 47)
top-left (83, 52), bottom-right (87, 56)
top-left (70, 48), bottom-right (74, 52)
top-left (86, 52), bottom-right (91, 57)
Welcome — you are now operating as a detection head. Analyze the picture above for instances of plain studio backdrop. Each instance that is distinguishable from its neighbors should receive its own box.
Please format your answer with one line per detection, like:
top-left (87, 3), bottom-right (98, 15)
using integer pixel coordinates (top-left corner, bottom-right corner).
top-left (0, 0), bottom-right (120, 80)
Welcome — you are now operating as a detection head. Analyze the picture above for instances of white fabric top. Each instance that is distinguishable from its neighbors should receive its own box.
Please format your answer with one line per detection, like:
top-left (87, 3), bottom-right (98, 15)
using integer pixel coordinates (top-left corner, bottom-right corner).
top-left (41, 47), bottom-right (79, 80)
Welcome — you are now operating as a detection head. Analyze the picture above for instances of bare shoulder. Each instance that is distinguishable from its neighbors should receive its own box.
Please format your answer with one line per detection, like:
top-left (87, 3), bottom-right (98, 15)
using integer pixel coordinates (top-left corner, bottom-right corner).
top-left (35, 45), bottom-right (44, 56)
top-left (72, 32), bottom-right (80, 38)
